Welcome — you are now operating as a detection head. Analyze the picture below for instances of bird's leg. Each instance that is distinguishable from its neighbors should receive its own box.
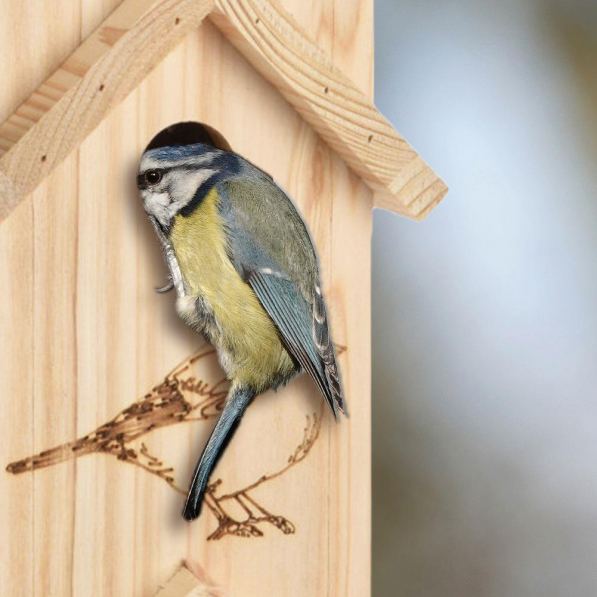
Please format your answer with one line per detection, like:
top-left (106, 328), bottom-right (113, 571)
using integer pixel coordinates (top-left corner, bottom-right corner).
top-left (148, 215), bottom-right (186, 298)
top-left (164, 246), bottom-right (186, 298)
top-left (233, 492), bottom-right (256, 519)
top-left (154, 274), bottom-right (174, 293)
top-left (241, 492), bottom-right (295, 534)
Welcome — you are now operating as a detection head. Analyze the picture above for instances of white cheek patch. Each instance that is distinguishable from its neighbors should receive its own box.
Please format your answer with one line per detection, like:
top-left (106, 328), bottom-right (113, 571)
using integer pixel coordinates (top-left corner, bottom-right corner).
top-left (168, 168), bottom-right (218, 215)
top-left (142, 190), bottom-right (171, 227)
top-left (141, 167), bottom-right (219, 227)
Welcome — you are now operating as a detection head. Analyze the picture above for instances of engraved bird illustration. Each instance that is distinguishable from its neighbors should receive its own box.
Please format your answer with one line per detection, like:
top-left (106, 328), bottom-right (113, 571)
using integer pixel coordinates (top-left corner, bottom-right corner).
top-left (5, 344), bottom-right (326, 540)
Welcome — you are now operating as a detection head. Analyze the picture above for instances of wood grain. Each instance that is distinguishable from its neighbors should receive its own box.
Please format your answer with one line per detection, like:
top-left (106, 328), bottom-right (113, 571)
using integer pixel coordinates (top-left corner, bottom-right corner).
top-left (327, 1), bottom-right (373, 594)
top-left (210, 0), bottom-right (447, 218)
top-left (0, 0), bottom-right (445, 225)
top-left (0, 7), bottom-right (375, 595)
top-left (0, 0), bottom-right (379, 595)
top-left (154, 562), bottom-right (223, 596)
top-left (0, 0), bottom-right (214, 223)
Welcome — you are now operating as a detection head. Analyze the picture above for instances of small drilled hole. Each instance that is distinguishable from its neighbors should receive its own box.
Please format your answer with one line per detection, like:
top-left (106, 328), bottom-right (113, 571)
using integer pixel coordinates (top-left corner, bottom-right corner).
top-left (368, 135), bottom-right (373, 143)
top-left (175, 17), bottom-right (180, 25)
top-left (41, 155), bottom-right (47, 162)
top-left (99, 84), bottom-right (105, 92)
top-left (324, 87), bottom-right (329, 94)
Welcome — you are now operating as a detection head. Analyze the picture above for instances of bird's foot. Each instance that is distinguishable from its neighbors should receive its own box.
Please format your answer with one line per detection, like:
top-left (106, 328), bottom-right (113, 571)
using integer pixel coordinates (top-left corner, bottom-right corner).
top-left (154, 276), bottom-right (174, 293)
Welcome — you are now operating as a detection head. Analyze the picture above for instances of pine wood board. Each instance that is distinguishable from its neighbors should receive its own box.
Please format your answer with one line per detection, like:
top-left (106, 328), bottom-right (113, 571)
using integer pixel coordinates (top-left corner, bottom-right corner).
top-left (0, 1), bottom-right (372, 595)
top-left (153, 562), bottom-right (224, 596)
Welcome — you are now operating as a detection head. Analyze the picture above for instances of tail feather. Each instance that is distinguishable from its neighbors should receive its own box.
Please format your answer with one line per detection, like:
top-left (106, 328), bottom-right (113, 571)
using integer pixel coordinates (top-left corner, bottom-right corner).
top-left (182, 385), bottom-right (254, 521)
top-left (313, 286), bottom-right (348, 418)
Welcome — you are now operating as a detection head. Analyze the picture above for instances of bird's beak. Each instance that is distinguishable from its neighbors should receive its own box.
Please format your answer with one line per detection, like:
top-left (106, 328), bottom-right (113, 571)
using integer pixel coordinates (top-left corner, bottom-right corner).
top-left (148, 215), bottom-right (169, 243)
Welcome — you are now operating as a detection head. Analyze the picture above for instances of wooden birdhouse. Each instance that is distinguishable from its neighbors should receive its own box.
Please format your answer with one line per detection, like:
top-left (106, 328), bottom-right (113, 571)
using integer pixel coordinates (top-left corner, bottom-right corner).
top-left (0, 0), bottom-right (446, 595)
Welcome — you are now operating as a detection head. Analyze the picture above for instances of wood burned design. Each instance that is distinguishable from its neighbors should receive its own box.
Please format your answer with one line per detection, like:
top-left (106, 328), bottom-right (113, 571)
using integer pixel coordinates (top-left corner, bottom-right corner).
top-left (5, 344), bottom-right (344, 540)
top-left (204, 408), bottom-right (322, 540)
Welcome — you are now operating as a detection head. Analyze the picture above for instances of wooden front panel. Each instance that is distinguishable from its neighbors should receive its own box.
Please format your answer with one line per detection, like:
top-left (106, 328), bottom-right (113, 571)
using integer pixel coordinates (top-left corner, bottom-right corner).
top-left (0, 1), bottom-right (372, 595)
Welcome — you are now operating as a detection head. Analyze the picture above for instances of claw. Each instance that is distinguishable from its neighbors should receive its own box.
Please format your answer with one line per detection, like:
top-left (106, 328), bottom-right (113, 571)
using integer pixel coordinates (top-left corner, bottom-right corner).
top-left (154, 278), bottom-right (174, 293)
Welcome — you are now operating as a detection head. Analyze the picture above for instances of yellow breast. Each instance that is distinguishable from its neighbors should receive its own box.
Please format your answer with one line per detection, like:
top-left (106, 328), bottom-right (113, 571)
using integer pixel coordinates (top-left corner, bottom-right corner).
top-left (168, 188), bottom-right (294, 391)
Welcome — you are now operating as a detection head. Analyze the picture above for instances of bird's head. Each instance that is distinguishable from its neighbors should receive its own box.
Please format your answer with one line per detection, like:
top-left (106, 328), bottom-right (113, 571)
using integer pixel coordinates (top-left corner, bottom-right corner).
top-left (137, 143), bottom-right (226, 231)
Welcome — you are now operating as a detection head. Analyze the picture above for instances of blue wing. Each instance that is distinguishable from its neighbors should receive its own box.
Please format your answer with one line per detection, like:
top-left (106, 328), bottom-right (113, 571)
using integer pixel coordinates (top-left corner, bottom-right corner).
top-left (248, 270), bottom-right (344, 419)
top-left (217, 172), bottom-right (347, 419)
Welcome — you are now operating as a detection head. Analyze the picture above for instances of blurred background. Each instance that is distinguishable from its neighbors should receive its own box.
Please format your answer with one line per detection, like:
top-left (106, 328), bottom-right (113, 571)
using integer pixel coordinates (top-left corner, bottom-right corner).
top-left (372, 0), bottom-right (597, 595)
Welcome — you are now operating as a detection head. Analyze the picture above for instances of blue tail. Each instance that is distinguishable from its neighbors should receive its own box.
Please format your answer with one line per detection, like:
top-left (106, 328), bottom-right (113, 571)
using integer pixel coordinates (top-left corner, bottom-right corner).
top-left (182, 385), bottom-right (254, 521)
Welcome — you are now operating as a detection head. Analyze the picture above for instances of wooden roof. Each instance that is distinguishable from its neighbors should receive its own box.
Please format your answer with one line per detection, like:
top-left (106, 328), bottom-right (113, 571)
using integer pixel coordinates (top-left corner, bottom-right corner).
top-left (0, 0), bottom-right (447, 223)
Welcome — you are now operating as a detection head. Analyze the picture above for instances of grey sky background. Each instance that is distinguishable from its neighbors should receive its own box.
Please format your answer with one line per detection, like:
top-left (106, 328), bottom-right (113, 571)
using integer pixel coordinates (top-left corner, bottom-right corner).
top-left (372, 1), bottom-right (597, 595)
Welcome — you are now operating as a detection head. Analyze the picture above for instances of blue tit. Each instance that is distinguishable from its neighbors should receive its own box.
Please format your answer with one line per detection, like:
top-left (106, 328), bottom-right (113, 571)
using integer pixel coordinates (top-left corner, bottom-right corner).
top-left (137, 140), bottom-right (347, 521)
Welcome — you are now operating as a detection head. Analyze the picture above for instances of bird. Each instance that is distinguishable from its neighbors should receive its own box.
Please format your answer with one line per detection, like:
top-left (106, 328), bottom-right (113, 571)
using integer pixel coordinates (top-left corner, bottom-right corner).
top-left (137, 128), bottom-right (347, 521)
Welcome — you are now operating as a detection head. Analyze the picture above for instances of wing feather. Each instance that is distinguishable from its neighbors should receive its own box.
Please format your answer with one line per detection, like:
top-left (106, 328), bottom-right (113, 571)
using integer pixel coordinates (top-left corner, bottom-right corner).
top-left (217, 167), bottom-right (348, 418)
top-left (249, 271), bottom-right (340, 419)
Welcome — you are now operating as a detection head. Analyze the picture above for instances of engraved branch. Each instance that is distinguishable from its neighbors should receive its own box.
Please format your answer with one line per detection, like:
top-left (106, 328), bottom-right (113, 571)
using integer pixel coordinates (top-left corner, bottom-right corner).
top-left (5, 344), bottom-right (345, 539)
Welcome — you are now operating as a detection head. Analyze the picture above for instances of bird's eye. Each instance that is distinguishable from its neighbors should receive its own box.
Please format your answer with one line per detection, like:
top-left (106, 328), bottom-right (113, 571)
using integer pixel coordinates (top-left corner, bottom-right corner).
top-left (145, 169), bottom-right (162, 185)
